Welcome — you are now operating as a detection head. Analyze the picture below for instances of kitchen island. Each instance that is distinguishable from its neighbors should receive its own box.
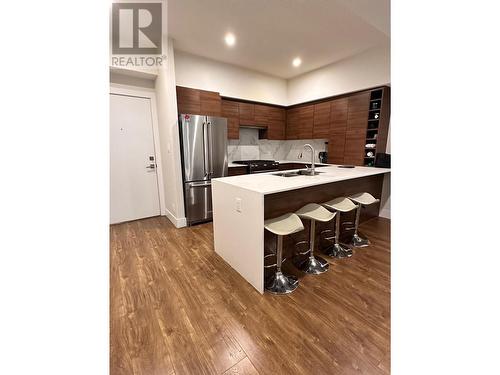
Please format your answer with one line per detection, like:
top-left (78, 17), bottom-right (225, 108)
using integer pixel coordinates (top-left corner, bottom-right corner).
top-left (212, 165), bottom-right (390, 293)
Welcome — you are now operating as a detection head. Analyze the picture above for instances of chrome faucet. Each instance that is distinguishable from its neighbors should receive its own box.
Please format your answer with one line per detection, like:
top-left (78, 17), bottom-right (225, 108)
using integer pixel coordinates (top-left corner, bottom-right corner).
top-left (303, 144), bottom-right (315, 175)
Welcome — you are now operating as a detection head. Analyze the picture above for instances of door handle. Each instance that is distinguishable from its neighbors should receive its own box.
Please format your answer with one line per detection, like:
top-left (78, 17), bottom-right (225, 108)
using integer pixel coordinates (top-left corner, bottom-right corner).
top-left (207, 121), bottom-right (214, 175)
top-left (190, 182), bottom-right (211, 188)
top-left (146, 163), bottom-right (156, 169)
top-left (202, 121), bottom-right (210, 177)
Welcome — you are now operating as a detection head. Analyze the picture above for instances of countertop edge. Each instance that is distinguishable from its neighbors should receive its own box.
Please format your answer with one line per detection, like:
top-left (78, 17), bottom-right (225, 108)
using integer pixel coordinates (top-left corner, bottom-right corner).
top-left (214, 166), bottom-right (390, 195)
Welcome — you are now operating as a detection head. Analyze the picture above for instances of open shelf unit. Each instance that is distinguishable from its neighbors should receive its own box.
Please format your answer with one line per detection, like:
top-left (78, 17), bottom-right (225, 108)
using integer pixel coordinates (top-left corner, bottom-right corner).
top-left (363, 88), bottom-right (384, 166)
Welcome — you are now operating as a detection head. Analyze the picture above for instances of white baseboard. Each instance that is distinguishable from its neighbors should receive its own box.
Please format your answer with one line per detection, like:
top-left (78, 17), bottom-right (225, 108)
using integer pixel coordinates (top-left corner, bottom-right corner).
top-left (165, 209), bottom-right (187, 228)
top-left (379, 208), bottom-right (391, 219)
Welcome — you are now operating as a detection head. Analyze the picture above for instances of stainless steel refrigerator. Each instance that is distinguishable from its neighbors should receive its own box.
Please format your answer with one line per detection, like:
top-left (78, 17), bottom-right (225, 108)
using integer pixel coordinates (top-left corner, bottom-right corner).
top-left (179, 114), bottom-right (228, 225)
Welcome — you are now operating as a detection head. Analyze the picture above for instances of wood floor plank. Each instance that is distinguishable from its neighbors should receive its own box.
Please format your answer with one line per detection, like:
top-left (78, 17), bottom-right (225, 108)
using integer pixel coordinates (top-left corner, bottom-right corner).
top-left (223, 357), bottom-right (260, 375)
top-left (110, 216), bottom-right (390, 375)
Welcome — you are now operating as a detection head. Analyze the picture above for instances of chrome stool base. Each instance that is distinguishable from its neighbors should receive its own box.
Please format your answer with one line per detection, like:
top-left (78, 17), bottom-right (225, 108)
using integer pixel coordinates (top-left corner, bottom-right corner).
top-left (351, 233), bottom-right (370, 248)
top-left (265, 272), bottom-right (299, 295)
top-left (324, 243), bottom-right (353, 258)
top-left (295, 255), bottom-right (329, 274)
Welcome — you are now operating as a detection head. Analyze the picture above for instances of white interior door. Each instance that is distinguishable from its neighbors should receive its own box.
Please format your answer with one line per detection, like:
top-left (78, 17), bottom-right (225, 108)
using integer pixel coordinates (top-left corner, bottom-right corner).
top-left (110, 94), bottom-right (161, 224)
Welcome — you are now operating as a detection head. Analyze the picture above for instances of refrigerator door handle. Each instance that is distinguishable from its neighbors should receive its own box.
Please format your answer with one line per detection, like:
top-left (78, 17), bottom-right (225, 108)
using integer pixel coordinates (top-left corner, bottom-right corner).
top-left (202, 121), bottom-right (210, 177)
top-left (189, 181), bottom-right (211, 188)
top-left (207, 121), bottom-right (214, 176)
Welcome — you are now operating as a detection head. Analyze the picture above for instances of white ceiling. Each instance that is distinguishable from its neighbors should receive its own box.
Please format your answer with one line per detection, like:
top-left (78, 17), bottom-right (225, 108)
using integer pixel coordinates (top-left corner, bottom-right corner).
top-left (167, 0), bottom-right (390, 79)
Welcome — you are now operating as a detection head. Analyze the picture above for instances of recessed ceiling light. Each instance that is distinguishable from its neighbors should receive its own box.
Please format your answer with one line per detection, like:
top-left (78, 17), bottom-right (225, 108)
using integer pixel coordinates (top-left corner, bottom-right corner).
top-left (224, 33), bottom-right (236, 47)
top-left (292, 57), bottom-right (302, 67)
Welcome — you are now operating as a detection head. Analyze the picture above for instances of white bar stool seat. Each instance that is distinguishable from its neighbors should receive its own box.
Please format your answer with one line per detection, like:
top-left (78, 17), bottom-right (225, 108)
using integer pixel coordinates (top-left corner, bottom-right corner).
top-left (322, 197), bottom-right (357, 258)
top-left (294, 203), bottom-right (335, 274)
top-left (348, 192), bottom-right (380, 247)
top-left (349, 192), bottom-right (380, 206)
top-left (264, 213), bottom-right (304, 295)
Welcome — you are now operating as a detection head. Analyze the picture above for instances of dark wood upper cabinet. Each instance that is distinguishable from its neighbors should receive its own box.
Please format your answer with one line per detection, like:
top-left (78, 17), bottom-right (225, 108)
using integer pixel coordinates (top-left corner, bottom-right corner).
top-left (221, 100), bottom-right (240, 140)
top-left (254, 104), bottom-right (270, 127)
top-left (200, 90), bottom-right (221, 116)
top-left (223, 98), bottom-right (285, 140)
top-left (176, 86), bottom-right (221, 117)
top-left (343, 129), bottom-right (366, 166)
top-left (312, 101), bottom-right (331, 139)
top-left (328, 98), bottom-right (349, 164)
top-left (286, 105), bottom-right (313, 139)
top-left (285, 107), bottom-right (300, 140)
top-left (176, 85), bottom-right (390, 157)
top-left (343, 93), bottom-right (370, 166)
top-left (298, 105), bottom-right (314, 139)
top-left (328, 132), bottom-right (346, 164)
top-left (266, 107), bottom-right (286, 140)
top-left (330, 98), bottom-right (348, 132)
top-left (176, 86), bottom-right (201, 115)
top-left (238, 103), bottom-right (256, 125)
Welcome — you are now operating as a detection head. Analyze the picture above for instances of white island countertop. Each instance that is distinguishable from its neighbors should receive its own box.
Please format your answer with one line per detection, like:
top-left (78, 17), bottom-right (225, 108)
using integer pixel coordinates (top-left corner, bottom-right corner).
top-left (215, 164), bottom-right (390, 195)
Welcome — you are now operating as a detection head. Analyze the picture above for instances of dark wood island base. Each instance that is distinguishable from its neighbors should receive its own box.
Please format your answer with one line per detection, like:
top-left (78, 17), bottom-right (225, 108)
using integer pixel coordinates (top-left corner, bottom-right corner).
top-left (264, 174), bottom-right (384, 221)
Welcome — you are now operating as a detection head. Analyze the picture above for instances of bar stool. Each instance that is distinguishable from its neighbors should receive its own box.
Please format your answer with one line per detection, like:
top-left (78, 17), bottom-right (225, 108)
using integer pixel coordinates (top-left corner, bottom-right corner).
top-left (348, 192), bottom-right (380, 247)
top-left (322, 197), bottom-right (358, 258)
top-left (294, 203), bottom-right (335, 274)
top-left (264, 213), bottom-right (304, 294)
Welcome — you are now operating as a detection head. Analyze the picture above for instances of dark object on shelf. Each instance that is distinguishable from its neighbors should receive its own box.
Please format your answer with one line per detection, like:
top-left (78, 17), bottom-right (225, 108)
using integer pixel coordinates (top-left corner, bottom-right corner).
top-left (338, 165), bottom-right (355, 168)
top-left (319, 151), bottom-right (328, 164)
top-left (374, 153), bottom-right (391, 168)
top-left (367, 121), bottom-right (379, 129)
top-left (370, 100), bottom-right (381, 110)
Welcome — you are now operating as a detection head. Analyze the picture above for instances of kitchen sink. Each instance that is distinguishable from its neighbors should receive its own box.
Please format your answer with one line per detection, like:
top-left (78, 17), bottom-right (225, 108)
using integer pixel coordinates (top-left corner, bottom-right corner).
top-left (296, 169), bottom-right (323, 176)
top-left (272, 172), bottom-right (300, 177)
top-left (272, 169), bottom-right (324, 177)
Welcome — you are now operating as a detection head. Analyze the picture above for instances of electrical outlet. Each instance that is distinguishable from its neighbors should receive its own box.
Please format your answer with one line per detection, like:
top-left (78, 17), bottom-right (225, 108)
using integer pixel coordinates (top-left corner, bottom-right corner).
top-left (235, 198), bottom-right (242, 213)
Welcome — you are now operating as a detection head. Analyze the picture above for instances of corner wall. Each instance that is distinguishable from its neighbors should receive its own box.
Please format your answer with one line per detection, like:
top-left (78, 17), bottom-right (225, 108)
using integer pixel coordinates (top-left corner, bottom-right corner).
top-left (174, 50), bottom-right (288, 106)
top-left (287, 44), bottom-right (390, 105)
top-left (155, 39), bottom-right (186, 227)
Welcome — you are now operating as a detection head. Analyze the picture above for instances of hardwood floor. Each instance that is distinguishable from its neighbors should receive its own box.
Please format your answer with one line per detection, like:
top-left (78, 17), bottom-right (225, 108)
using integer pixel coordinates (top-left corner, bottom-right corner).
top-left (110, 217), bottom-right (390, 375)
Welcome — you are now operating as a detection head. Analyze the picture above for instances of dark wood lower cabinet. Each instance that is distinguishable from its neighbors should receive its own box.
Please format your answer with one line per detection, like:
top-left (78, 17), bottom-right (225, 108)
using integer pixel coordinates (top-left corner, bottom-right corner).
top-left (228, 166), bottom-right (247, 176)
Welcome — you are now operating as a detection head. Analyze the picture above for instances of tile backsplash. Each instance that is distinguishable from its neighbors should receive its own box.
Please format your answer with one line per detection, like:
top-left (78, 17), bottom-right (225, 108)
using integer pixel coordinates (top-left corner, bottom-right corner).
top-left (228, 128), bottom-right (328, 163)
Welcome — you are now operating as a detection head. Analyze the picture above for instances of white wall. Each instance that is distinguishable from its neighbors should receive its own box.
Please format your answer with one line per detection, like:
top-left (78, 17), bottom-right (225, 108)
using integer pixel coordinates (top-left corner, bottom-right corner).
top-left (174, 44), bottom-right (389, 107)
top-left (110, 72), bottom-right (155, 89)
top-left (287, 44), bottom-right (390, 105)
top-left (155, 39), bottom-right (186, 227)
top-left (174, 50), bottom-right (288, 106)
